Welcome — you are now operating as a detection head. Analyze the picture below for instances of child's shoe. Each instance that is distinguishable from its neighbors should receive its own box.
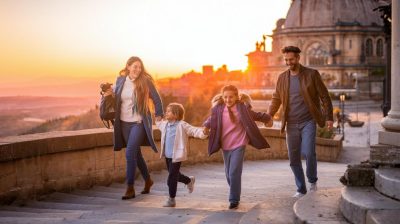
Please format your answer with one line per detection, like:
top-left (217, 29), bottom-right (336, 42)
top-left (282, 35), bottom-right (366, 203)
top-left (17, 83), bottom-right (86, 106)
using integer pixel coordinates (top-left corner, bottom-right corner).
top-left (292, 192), bottom-right (306, 199)
top-left (229, 202), bottom-right (239, 209)
top-left (187, 176), bottom-right (195, 193)
top-left (309, 182), bottom-right (318, 192)
top-left (163, 197), bottom-right (176, 207)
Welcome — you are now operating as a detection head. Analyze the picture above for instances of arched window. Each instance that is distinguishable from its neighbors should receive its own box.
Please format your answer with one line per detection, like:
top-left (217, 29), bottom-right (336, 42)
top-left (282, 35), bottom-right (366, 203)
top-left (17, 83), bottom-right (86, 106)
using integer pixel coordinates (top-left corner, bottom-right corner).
top-left (306, 42), bottom-right (329, 66)
top-left (376, 39), bottom-right (384, 57)
top-left (366, 38), bottom-right (373, 56)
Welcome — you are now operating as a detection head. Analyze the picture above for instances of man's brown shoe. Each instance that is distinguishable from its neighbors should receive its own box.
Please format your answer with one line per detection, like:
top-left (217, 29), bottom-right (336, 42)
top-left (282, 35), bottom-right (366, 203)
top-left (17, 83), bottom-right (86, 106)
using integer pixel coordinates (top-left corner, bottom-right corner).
top-left (122, 185), bottom-right (135, 200)
top-left (141, 178), bottom-right (153, 194)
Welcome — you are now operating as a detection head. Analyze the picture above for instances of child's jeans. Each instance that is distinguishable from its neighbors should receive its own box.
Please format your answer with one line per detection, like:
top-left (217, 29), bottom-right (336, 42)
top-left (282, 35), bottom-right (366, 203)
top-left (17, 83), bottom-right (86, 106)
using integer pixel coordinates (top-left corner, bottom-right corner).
top-left (165, 158), bottom-right (191, 198)
top-left (222, 146), bottom-right (245, 204)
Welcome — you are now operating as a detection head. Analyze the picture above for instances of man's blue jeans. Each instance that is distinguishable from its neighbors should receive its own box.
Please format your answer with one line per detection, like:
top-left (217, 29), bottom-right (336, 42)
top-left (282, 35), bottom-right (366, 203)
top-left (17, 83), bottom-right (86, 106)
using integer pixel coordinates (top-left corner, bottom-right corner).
top-left (121, 121), bottom-right (150, 185)
top-left (286, 119), bottom-right (318, 194)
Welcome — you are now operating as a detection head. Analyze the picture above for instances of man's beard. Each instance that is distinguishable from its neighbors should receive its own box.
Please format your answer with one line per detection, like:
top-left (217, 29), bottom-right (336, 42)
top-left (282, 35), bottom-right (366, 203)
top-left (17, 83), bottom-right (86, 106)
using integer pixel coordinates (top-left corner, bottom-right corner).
top-left (287, 64), bottom-right (297, 70)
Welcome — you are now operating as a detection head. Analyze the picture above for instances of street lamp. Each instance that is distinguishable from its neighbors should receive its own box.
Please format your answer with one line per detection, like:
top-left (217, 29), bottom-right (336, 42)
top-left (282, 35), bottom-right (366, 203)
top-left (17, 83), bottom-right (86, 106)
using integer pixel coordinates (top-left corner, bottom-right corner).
top-left (339, 93), bottom-right (346, 139)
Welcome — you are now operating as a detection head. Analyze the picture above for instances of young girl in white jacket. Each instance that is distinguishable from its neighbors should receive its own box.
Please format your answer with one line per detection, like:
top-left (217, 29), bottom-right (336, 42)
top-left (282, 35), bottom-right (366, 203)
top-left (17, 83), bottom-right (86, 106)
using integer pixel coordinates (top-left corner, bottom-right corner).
top-left (155, 103), bottom-right (207, 207)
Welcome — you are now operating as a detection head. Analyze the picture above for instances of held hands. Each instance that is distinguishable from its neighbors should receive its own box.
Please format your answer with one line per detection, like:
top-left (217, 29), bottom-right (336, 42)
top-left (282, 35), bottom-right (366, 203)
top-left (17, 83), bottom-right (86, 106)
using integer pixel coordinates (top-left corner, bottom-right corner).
top-left (264, 119), bottom-right (273, 128)
top-left (203, 127), bottom-right (210, 135)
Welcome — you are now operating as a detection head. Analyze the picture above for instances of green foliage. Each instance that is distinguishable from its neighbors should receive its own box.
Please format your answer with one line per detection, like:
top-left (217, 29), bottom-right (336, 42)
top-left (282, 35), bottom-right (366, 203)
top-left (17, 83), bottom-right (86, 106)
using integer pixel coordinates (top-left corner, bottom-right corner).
top-left (370, 68), bottom-right (384, 76)
top-left (316, 126), bottom-right (335, 139)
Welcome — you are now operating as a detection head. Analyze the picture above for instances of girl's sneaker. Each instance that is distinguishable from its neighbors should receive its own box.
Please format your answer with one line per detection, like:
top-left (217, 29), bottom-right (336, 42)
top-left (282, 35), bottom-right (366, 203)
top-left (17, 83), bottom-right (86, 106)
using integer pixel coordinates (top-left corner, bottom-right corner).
top-left (292, 192), bottom-right (305, 199)
top-left (163, 197), bottom-right (176, 207)
top-left (309, 182), bottom-right (318, 192)
top-left (187, 176), bottom-right (195, 193)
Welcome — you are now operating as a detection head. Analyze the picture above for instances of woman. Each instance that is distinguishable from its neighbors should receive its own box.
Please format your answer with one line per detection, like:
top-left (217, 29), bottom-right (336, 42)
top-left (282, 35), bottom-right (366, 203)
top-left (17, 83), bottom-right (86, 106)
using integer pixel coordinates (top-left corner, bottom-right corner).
top-left (104, 56), bottom-right (163, 200)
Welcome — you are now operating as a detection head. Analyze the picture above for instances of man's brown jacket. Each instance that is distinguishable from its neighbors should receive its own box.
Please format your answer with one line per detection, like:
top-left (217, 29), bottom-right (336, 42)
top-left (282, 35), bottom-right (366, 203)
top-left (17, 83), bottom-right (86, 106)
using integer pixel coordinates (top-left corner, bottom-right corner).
top-left (268, 65), bottom-right (333, 132)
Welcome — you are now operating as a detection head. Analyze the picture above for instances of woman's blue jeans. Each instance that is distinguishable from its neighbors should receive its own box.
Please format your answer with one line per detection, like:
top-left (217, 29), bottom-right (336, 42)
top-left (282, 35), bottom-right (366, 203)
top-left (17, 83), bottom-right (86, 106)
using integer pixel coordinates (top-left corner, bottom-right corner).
top-left (286, 119), bottom-right (318, 194)
top-left (121, 121), bottom-right (150, 185)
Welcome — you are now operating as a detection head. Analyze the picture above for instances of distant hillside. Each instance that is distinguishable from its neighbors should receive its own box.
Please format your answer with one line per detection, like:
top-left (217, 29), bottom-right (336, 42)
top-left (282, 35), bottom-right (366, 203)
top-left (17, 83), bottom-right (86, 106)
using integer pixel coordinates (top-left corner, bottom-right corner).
top-left (0, 96), bottom-right (98, 110)
top-left (22, 107), bottom-right (105, 135)
top-left (0, 96), bottom-right (100, 137)
top-left (2, 76), bottom-right (108, 97)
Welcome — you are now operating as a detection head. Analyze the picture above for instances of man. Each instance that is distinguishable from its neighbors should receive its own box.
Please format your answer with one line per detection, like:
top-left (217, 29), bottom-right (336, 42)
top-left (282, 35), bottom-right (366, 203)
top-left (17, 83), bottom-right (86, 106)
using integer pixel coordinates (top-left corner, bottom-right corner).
top-left (268, 46), bottom-right (333, 198)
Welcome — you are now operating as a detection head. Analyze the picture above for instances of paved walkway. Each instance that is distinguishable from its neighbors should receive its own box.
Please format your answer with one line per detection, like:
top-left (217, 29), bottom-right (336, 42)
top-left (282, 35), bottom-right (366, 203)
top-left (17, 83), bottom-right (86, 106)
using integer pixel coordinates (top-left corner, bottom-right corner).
top-left (337, 102), bottom-right (382, 164)
top-left (0, 160), bottom-right (346, 224)
top-left (0, 100), bottom-right (382, 223)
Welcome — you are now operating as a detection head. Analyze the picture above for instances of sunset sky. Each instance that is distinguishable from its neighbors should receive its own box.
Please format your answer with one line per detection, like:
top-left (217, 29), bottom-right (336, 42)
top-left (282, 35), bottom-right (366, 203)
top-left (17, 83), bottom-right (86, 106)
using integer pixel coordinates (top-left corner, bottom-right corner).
top-left (0, 0), bottom-right (291, 96)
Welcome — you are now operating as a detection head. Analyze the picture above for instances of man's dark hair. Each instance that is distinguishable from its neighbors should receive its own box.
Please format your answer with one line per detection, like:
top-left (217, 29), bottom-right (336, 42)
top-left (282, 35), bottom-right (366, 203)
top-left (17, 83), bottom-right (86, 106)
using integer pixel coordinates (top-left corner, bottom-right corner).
top-left (281, 46), bottom-right (301, 54)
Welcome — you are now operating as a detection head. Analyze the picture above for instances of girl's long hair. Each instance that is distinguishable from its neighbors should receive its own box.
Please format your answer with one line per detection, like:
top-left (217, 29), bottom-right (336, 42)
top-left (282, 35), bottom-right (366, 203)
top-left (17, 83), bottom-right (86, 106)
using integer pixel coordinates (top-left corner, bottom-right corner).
top-left (119, 56), bottom-right (154, 114)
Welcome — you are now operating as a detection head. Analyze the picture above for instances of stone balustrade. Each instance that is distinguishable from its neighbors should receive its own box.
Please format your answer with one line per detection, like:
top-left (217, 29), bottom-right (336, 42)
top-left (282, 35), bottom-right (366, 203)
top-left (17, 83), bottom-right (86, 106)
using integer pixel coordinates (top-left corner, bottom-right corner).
top-left (0, 127), bottom-right (342, 204)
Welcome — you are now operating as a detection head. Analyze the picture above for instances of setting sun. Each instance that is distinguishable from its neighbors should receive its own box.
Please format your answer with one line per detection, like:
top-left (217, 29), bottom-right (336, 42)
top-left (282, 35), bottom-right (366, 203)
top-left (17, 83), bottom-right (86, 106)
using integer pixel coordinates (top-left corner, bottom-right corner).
top-left (0, 0), bottom-right (291, 96)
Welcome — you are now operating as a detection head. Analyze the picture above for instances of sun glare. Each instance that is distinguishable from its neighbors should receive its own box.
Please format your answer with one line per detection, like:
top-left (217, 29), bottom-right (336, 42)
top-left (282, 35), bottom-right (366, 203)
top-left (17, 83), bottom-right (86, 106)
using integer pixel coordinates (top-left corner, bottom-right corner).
top-left (0, 0), bottom-right (291, 95)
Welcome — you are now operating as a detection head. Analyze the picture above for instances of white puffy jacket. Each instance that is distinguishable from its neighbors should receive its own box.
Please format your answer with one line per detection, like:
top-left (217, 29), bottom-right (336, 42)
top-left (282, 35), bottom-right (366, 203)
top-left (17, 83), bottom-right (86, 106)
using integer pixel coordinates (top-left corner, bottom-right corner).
top-left (156, 120), bottom-right (207, 162)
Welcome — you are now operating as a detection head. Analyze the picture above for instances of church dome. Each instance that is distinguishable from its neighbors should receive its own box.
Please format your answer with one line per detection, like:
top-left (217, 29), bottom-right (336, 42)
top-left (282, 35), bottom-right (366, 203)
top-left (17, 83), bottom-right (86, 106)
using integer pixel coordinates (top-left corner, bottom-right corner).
top-left (283, 0), bottom-right (384, 29)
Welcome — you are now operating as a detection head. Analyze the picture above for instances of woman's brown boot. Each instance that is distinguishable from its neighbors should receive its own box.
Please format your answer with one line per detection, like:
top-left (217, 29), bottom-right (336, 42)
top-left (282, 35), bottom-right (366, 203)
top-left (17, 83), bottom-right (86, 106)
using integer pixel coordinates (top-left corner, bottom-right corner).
top-left (141, 178), bottom-right (154, 194)
top-left (122, 185), bottom-right (135, 200)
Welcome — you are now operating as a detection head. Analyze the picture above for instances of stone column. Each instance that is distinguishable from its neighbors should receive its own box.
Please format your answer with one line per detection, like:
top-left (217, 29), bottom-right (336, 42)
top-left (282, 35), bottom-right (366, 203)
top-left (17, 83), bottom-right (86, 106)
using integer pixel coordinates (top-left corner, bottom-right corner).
top-left (380, 1), bottom-right (400, 146)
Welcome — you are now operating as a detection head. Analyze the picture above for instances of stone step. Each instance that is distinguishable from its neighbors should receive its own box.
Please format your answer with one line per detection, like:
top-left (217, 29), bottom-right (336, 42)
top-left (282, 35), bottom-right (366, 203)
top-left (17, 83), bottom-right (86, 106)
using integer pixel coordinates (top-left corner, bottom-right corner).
top-left (370, 144), bottom-right (400, 165)
top-left (106, 182), bottom-right (175, 192)
top-left (0, 205), bottom-right (90, 214)
top-left (0, 161), bottom-right (347, 223)
top-left (20, 201), bottom-right (104, 210)
top-left (42, 189), bottom-right (238, 212)
top-left (79, 211), bottom-right (204, 223)
top-left (293, 188), bottom-right (349, 224)
top-left (117, 193), bottom-right (251, 211)
top-left (68, 219), bottom-right (159, 224)
top-left (366, 210), bottom-right (400, 224)
top-left (0, 210), bottom-right (85, 219)
top-left (0, 210), bottom-right (217, 224)
top-left (375, 168), bottom-right (400, 200)
top-left (197, 211), bottom-right (244, 224)
top-left (339, 187), bottom-right (400, 224)
top-left (42, 192), bottom-right (121, 205)
top-left (2, 203), bottom-right (210, 223)
top-left (86, 186), bottom-right (175, 197)
top-left (68, 189), bottom-right (125, 199)
top-left (107, 180), bottom-right (203, 192)
top-left (91, 186), bottom-right (126, 193)
top-left (239, 194), bottom-right (296, 224)
top-left (0, 217), bottom-right (65, 224)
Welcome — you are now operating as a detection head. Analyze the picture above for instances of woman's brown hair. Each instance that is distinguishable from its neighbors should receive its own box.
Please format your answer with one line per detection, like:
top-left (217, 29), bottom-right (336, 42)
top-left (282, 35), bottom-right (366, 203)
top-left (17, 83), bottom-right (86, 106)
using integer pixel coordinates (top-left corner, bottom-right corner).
top-left (119, 56), bottom-right (154, 114)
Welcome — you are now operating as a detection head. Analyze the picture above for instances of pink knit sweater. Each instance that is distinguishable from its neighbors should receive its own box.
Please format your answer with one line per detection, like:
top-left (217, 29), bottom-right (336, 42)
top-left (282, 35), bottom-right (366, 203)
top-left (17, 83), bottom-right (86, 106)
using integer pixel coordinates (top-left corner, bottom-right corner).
top-left (221, 105), bottom-right (249, 150)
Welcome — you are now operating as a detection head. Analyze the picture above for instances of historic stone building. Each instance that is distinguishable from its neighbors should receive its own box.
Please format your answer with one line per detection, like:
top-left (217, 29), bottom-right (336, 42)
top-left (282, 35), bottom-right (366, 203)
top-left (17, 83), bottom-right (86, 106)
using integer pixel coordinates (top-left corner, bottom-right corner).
top-left (247, 0), bottom-right (388, 96)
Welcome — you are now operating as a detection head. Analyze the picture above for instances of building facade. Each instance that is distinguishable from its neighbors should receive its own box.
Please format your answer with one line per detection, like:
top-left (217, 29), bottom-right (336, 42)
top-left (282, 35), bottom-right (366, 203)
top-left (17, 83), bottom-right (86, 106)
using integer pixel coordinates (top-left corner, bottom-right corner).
top-left (247, 0), bottom-right (388, 97)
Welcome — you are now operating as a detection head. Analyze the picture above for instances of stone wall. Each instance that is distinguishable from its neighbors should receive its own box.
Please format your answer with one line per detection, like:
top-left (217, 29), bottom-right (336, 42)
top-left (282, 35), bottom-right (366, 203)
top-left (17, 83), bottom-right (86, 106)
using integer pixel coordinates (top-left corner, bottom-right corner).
top-left (0, 127), bottom-right (342, 204)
